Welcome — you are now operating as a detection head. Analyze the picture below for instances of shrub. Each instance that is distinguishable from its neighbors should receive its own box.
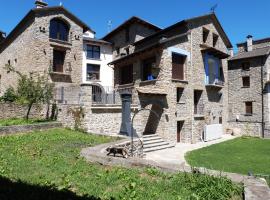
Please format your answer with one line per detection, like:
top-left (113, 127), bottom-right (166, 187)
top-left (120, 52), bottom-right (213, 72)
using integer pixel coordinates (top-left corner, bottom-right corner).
top-left (0, 87), bottom-right (17, 102)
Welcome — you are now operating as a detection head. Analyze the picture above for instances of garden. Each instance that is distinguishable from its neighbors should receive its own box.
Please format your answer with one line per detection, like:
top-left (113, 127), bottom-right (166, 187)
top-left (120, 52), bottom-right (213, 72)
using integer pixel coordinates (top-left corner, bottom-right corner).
top-left (0, 128), bottom-right (243, 200)
top-left (185, 136), bottom-right (270, 184)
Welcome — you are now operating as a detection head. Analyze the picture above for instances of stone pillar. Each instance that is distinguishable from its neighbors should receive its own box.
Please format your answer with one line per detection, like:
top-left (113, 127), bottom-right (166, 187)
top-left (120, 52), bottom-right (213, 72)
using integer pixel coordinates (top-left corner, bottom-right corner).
top-left (80, 84), bottom-right (92, 106)
top-left (120, 92), bottom-right (132, 136)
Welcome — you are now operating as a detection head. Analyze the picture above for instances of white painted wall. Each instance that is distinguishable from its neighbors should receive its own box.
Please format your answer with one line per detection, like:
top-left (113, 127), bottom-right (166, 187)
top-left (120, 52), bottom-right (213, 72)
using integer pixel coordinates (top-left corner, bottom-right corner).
top-left (82, 32), bottom-right (113, 90)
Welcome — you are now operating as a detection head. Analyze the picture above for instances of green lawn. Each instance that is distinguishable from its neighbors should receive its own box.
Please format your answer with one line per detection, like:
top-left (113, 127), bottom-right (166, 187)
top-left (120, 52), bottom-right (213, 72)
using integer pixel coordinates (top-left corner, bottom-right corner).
top-left (0, 128), bottom-right (242, 200)
top-left (0, 118), bottom-right (52, 127)
top-left (186, 137), bottom-right (270, 176)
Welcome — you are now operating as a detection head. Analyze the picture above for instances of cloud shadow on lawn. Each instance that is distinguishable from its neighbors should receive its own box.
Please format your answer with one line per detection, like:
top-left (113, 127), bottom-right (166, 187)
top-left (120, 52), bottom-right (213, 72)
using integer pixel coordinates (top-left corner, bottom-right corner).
top-left (0, 176), bottom-right (106, 200)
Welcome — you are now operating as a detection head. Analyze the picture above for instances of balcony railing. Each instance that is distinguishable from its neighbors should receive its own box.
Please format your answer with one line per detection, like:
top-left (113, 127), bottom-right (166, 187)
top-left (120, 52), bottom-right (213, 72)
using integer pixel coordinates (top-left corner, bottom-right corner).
top-left (92, 85), bottom-right (122, 105)
top-left (205, 79), bottom-right (224, 88)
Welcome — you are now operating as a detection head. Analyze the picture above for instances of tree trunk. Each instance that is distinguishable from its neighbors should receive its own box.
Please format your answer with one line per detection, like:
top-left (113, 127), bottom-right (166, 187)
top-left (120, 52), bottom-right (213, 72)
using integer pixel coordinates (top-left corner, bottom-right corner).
top-left (46, 103), bottom-right (50, 120)
top-left (26, 103), bottom-right (33, 121)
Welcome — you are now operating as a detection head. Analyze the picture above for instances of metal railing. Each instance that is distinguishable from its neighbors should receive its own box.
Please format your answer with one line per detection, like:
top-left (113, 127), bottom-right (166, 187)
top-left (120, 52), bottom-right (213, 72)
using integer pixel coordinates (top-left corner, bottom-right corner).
top-left (92, 85), bottom-right (122, 105)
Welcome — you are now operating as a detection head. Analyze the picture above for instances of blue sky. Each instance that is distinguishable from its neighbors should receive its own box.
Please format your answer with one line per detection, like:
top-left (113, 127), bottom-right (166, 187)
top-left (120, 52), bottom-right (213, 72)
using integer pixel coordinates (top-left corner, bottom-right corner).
top-left (1, 0), bottom-right (269, 50)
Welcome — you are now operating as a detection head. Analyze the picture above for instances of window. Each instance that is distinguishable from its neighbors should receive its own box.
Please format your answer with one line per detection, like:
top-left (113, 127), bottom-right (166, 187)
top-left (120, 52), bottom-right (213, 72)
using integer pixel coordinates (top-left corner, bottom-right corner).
top-left (203, 28), bottom-right (210, 43)
top-left (245, 102), bottom-right (253, 115)
top-left (241, 62), bottom-right (250, 71)
top-left (142, 57), bottom-right (158, 81)
top-left (120, 65), bottom-right (133, 85)
top-left (86, 45), bottom-right (100, 59)
top-left (204, 54), bottom-right (223, 85)
top-left (242, 76), bottom-right (250, 87)
top-left (176, 87), bottom-right (184, 103)
top-left (194, 90), bottom-right (203, 115)
top-left (53, 50), bottom-right (65, 72)
top-left (213, 33), bottom-right (219, 47)
top-left (125, 27), bottom-right (130, 42)
top-left (172, 53), bottom-right (186, 80)
top-left (86, 64), bottom-right (100, 81)
top-left (49, 18), bottom-right (69, 41)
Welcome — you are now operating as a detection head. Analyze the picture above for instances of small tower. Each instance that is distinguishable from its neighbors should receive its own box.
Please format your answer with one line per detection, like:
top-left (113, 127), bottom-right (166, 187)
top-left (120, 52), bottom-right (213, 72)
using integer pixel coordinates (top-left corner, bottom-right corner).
top-left (35, 0), bottom-right (48, 8)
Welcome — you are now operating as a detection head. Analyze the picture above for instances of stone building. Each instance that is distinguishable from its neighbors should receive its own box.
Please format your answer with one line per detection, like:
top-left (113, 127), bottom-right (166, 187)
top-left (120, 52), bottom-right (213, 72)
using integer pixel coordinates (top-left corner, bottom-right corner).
top-left (0, 0), bottom-right (94, 95)
top-left (228, 36), bottom-right (270, 138)
top-left (102, 13), bottom-right (232, 143)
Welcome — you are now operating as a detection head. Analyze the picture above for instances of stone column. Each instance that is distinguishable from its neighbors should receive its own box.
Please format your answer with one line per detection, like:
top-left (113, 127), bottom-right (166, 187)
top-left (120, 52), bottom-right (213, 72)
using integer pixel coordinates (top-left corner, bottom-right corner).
top-left (120, 92), bottom-right (132, 136)
top-left (80, 84), bottom-right (92, 106)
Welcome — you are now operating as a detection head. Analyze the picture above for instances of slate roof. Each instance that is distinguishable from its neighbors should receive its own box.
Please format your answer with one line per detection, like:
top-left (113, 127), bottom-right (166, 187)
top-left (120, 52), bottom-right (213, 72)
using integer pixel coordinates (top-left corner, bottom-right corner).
top-left (229, 46), bottom-right (270, 61)
top-left (102, 16), bottom-right (162, 41)
top-left (83, 37), bottom-right (112, 45)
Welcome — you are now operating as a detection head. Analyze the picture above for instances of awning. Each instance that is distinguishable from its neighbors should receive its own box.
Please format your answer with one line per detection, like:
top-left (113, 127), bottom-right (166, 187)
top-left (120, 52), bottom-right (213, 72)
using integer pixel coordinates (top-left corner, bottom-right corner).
top-left (200, 44), bottom-right (230, 59)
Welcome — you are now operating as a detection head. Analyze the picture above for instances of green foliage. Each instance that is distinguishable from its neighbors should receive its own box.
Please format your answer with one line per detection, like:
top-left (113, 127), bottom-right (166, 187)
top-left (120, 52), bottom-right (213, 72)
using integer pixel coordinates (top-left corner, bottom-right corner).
top-left (0, 128), bottom-right (242, 200)
top-left (4, 64), bottom-right (54, 120)
top-left (186, 137), bottom-right (270, 176)
top-left (0, 118), bottom-right (52, 127)
top-left (0, 87), bottom-right (17, 102)
top-left (68, 107), bottom-right (85, 131)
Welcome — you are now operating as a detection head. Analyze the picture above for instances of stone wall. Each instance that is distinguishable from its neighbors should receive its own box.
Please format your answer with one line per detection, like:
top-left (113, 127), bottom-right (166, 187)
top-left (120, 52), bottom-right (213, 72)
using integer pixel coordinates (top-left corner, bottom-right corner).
top-left (0, 8), bottom-right (84, 96)
top-left (228, 121), bottom-right (262, 137)
top-left (0, 103), bottom-right (47, 120)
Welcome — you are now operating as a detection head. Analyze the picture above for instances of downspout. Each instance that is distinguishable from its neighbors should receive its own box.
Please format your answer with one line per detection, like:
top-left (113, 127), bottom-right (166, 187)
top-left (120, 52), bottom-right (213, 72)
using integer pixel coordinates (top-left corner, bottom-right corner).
top-left (190, 30), bottom-right (194, 143)
top-left (261, 57), bottom-right (265, 138)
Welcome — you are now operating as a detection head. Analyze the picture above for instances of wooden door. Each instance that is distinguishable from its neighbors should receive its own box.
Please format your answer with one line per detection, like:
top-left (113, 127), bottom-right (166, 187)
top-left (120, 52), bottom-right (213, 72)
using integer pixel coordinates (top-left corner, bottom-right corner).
top-left (177, 121), bottom-right (183, 143)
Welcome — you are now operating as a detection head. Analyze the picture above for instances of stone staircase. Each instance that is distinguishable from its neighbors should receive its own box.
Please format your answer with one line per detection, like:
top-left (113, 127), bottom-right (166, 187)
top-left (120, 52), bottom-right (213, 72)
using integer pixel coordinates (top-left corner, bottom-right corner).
top-left (142, 134), bottom-right (175, 153)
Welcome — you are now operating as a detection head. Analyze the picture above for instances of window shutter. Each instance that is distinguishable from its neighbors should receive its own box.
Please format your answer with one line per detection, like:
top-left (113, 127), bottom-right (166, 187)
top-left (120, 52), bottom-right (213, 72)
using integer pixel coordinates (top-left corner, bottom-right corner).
top-left (172, 53), bottom-right (185, 80)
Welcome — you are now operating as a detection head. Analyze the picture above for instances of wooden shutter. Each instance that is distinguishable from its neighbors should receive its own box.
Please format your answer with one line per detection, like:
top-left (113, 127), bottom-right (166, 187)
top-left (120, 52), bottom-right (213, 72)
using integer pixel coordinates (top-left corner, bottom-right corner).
top-left (245, 102), bottom-right (252, 114)
top-left (172, 53), bottom-right (185, 80)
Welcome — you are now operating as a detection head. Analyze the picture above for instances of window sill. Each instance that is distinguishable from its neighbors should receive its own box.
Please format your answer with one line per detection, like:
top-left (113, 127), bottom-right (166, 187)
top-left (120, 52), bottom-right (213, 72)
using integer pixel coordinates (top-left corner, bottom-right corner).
top-left (49, 38), bottom-right (72, 46)
top-left (244, 114), bottom-right (253, 116)
top-left (177, 102), bottom-right (186, 105)
top-left (241, 86), bottom-right (250, 88)
top-left (86, 80), bottom-right (101, 82)
top-left (117, 83), bottom-right (134, 88)
top-left (194, 114), bottom-right (205, 119)
top-left (86, 58), bottom-right (101, 61)
top-left (172, 79), bottom-right (188, 83)
top-left (50, 72), bottom-right (71, 76)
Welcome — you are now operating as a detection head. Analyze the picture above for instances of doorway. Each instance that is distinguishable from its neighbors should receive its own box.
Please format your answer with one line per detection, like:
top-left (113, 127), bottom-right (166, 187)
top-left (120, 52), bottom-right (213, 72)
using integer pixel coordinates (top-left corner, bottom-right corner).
top-left (177, 121), bottom-right (184, 143)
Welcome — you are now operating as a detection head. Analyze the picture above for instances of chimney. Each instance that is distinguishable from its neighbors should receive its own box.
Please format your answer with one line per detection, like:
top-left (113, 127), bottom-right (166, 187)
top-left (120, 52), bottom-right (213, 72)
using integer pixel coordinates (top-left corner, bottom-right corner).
top-left (247, 35), bottom-right (253, 52)
top-left (35, 0), bottom-right (48, 8)
top-left (0, 31), bottom-right (6, 43)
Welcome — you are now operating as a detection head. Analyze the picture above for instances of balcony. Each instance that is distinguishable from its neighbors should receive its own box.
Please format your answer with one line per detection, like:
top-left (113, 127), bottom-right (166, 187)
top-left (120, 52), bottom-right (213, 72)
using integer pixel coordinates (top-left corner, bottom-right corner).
top-left (205, 79), bottom-right (224, 89)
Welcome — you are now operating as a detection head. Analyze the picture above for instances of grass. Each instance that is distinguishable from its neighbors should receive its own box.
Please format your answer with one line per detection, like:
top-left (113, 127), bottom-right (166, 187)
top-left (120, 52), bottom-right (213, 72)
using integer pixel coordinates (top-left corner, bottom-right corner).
top-left (186, 137), bottom-right (270, 177)
top-left (0, 118), bottom-right (52, 127)
top-left (0, 128), bottom-right (243, 200)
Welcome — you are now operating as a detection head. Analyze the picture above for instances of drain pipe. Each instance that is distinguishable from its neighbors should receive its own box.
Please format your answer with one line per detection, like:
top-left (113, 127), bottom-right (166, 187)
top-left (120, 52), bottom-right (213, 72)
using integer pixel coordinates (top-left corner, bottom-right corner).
top-left (190, 30), bottom-right (194, 143)
top-left (261, 57), bottom-right (265, 138)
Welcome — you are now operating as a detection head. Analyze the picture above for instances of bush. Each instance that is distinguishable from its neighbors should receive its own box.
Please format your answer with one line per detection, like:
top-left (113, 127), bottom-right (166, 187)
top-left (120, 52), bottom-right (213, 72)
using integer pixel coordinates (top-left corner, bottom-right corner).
top-left (0, 87), bottom-right (17, 102)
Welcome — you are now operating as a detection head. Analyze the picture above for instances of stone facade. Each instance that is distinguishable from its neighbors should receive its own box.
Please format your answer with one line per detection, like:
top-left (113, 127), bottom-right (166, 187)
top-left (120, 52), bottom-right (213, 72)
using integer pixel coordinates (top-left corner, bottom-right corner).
top-left (228, 37), bottom-right (270, 138)
top-left (0, 6), bottom-right (89, 96)
top-left (0, 103), bottom-right (47, 120)
top-left (107, 14), bottom-right (231, 143)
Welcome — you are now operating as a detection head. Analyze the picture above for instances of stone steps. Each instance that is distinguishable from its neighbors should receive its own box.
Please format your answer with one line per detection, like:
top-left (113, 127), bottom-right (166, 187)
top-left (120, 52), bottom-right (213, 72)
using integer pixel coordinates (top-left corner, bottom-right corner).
top-left (142, 135), bottom-right (175, 153)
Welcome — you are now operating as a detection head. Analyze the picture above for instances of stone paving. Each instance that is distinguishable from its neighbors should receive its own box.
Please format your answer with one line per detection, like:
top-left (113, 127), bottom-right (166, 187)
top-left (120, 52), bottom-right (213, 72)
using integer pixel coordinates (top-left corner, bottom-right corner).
top-left (144, 134), bottom-right (236, 166)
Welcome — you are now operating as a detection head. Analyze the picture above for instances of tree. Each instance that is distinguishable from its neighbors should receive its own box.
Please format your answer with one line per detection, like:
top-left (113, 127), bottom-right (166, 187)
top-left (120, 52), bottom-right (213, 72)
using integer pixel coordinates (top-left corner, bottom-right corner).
top-left (4, 64), bottom-right (54, 120)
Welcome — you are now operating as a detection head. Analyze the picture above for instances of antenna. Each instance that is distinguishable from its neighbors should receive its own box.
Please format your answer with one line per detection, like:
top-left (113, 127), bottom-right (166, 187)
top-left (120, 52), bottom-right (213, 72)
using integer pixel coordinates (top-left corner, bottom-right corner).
top-left (107, 20), bottom-right (112, 33)
top-left (210, 4), bottom-right (218, 13)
